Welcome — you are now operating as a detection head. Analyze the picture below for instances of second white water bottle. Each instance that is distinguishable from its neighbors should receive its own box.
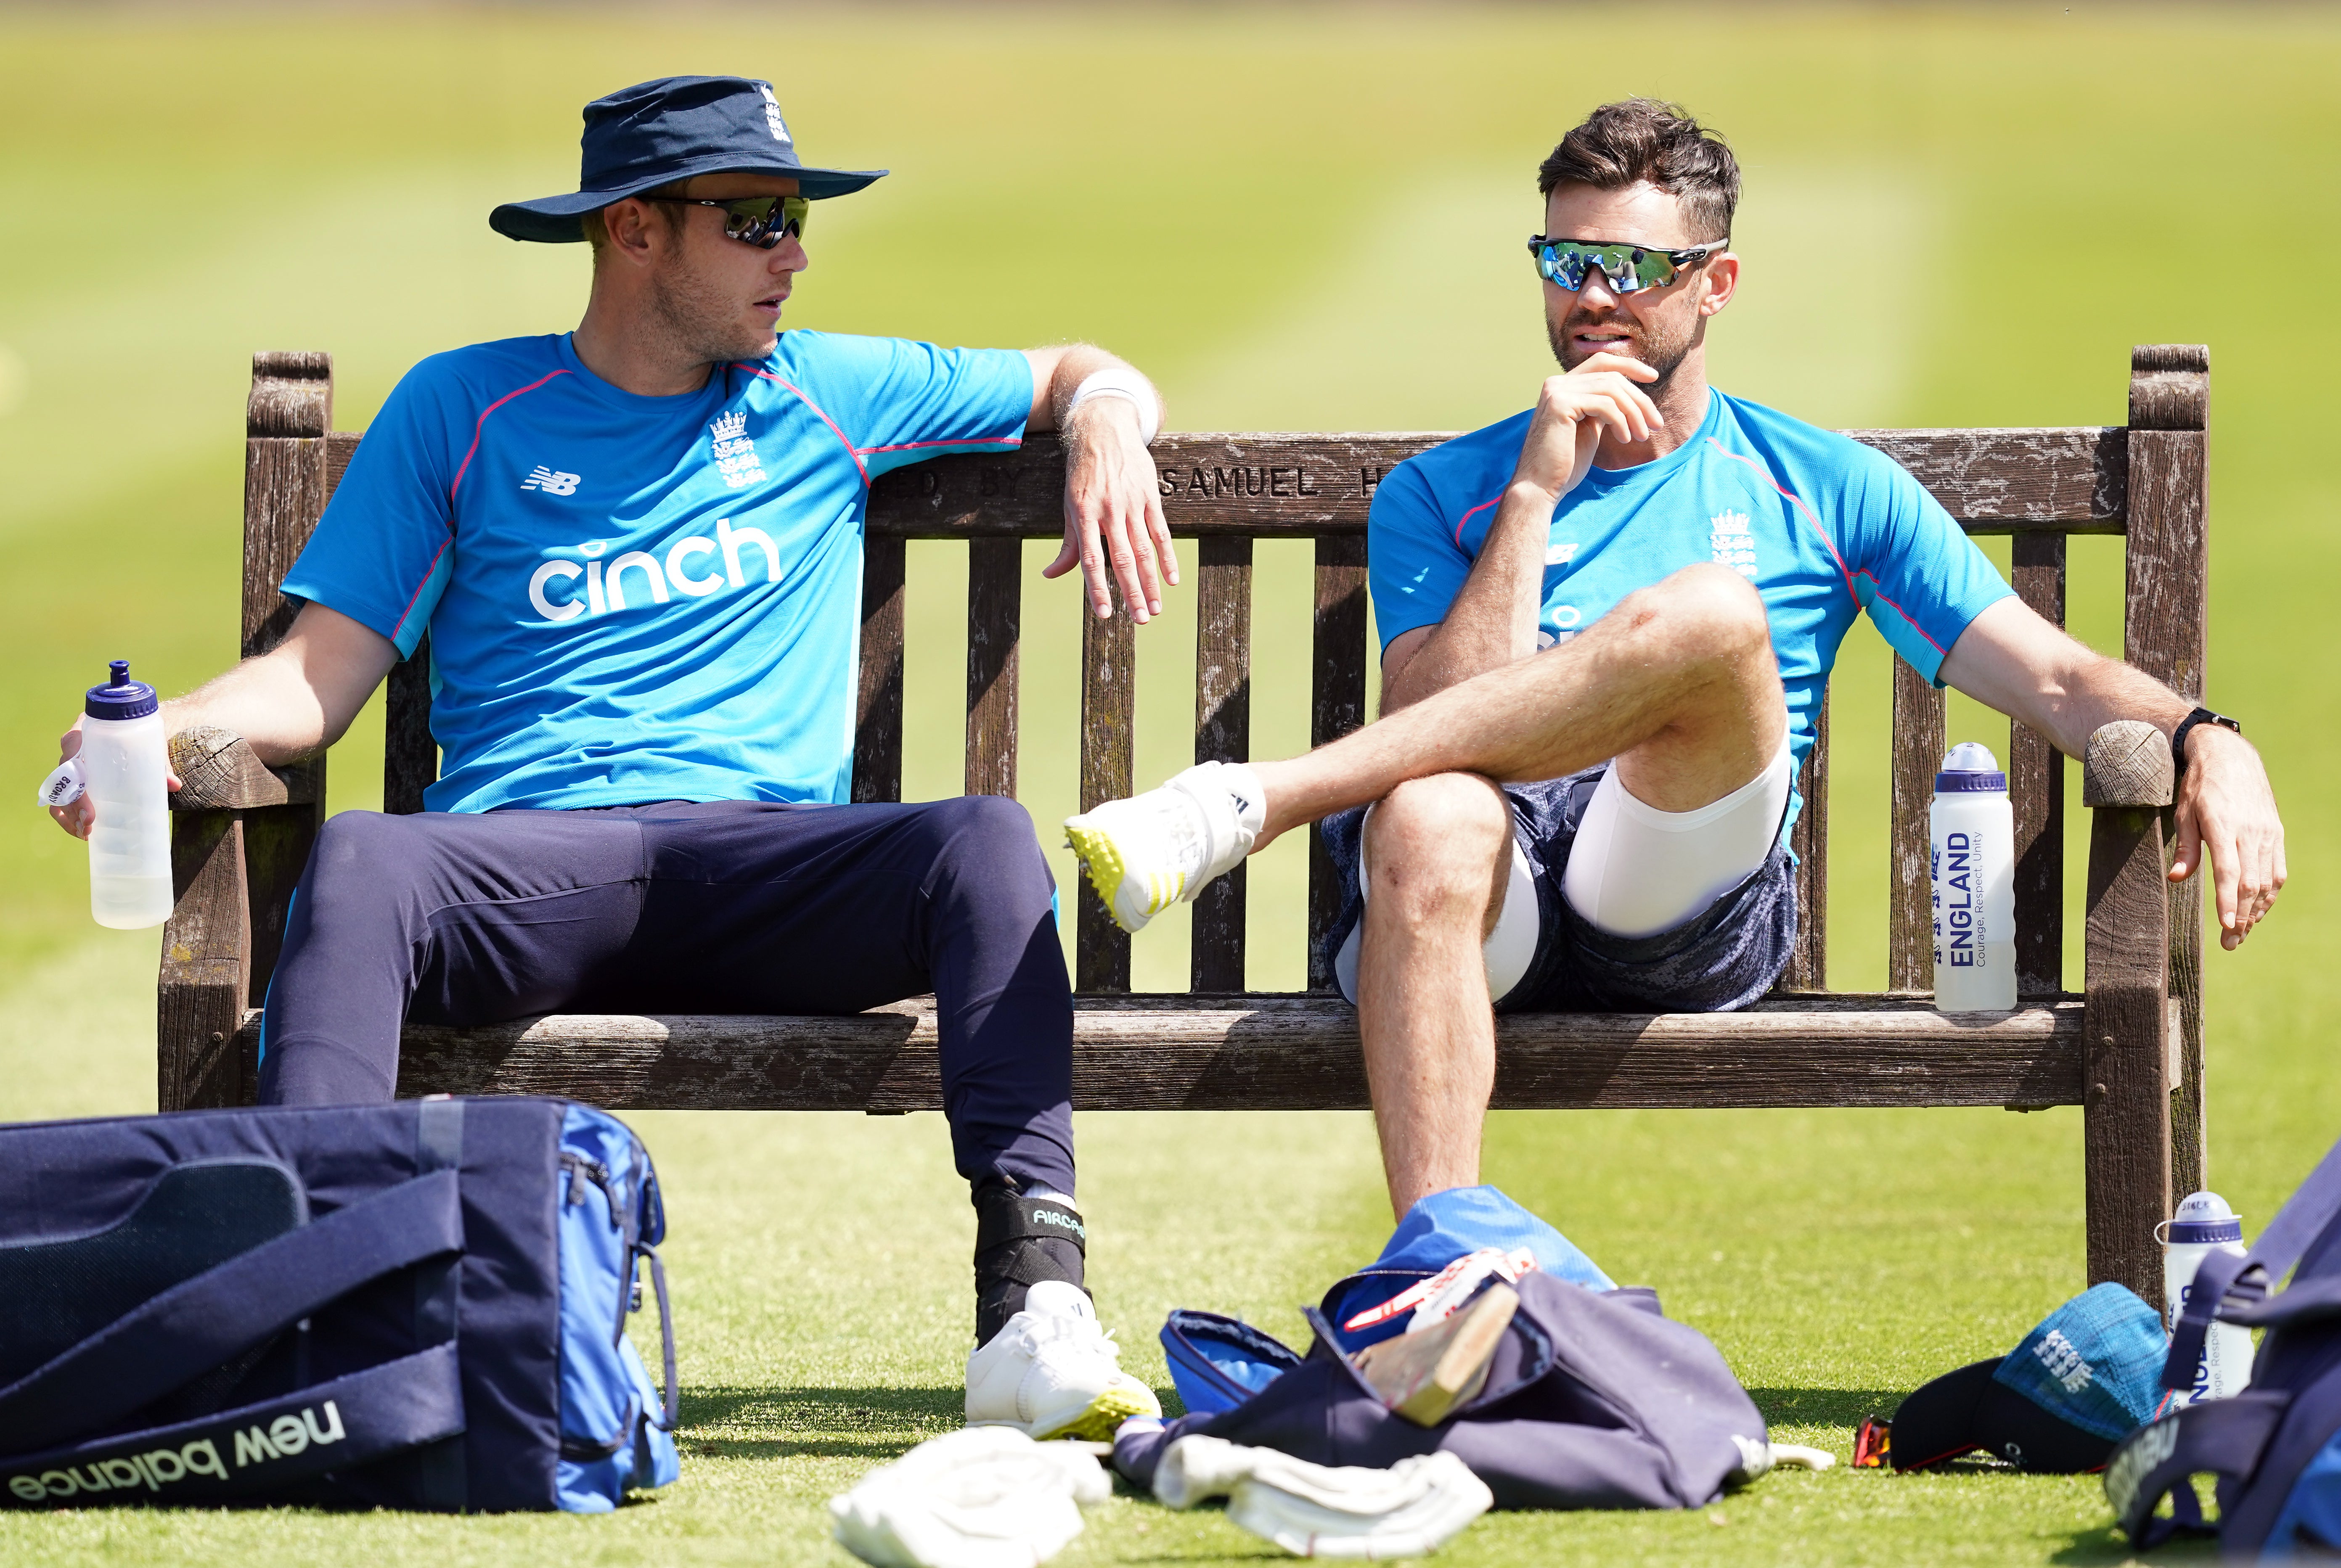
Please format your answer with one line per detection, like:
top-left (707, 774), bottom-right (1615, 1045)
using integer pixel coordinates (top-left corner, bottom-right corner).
top-left (81, 660), bottom-right (174, 930)
top-left (2163, 1190), bottom-right (2254, 1403)
top-left (1930, 741), bottom-right (2015, 1010)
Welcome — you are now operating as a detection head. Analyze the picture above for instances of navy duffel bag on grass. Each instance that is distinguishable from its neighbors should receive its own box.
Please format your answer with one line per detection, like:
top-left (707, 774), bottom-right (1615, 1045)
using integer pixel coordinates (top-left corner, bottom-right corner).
top-left (0, 1096), bottom-right (678, 1512)
top-left (2108, 1131), bottom-right (2341, 1555)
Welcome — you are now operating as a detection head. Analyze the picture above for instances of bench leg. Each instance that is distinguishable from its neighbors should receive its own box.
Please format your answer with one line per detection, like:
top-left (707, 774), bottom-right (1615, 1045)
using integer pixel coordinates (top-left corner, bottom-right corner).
top-left (159, 811), bottom-right (253, 1111)
top-left (2083, 803), bottom-right (2174, 1309)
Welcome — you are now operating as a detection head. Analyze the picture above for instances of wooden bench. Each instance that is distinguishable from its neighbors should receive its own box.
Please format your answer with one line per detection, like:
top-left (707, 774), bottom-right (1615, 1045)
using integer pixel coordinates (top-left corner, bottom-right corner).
top-left (160, 345), bottom-right (2212, 1306)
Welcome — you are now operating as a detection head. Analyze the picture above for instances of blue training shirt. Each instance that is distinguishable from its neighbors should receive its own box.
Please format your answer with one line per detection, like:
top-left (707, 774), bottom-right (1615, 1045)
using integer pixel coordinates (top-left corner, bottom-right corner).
top-left (1369, 388), bottom-right (2013, 836)
top-left (283, 331), bottom-right (1033, 812)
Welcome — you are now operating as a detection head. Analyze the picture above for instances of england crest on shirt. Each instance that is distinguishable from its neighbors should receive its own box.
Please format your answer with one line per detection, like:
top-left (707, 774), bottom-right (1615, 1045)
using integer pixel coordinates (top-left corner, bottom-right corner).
top-left (710, 410), bottom-right (767, 489)
top-left (1710, 509), bottom-right (1757, 579)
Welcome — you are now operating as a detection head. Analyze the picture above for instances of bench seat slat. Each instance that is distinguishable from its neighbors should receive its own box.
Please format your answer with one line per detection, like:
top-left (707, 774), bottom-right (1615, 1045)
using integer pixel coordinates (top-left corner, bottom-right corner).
top-left (389, 993), bottom-right (2083, 1113)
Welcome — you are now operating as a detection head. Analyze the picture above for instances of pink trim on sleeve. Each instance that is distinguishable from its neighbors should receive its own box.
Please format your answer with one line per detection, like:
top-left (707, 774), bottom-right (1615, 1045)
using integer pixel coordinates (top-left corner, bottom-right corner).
top-left (857, 435), bottom-right (1023, 456)
top-left (1451, 492), bottom-right (1503, 548)
top-left (448, 369), bottom-right (571, 501)
top-left (389, 532), bottom-right (453, 648)
top-left (1703, 437), bottom-right (1944, 654)
top-left (1703, 438), bottom-right (1854, 595)
top-left (737, 365), bottom-right (869, 485)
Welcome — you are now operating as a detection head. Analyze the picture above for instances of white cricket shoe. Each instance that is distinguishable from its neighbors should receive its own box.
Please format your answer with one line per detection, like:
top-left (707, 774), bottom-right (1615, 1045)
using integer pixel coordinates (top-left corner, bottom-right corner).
top-left (1063, 761), bottom-right (1267, 934)
top-left (965, 1280), bottom-right (1162, 1442)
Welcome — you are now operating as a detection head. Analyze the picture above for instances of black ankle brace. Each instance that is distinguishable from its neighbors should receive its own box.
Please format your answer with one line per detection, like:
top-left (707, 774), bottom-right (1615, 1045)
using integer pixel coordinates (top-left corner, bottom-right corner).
top-left (972, 1186), bottom-right (1087, 1345)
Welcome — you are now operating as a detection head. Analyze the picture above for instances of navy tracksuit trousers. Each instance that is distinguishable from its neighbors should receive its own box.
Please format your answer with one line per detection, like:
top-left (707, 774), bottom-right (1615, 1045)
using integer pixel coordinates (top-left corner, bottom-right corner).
top-left (259, 796), bottom-right (1076, 1197)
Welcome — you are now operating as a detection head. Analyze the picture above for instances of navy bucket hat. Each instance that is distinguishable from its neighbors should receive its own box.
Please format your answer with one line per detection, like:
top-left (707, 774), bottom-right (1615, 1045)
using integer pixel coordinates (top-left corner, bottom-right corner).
top-left (491, 75), bottom-right (886, 244)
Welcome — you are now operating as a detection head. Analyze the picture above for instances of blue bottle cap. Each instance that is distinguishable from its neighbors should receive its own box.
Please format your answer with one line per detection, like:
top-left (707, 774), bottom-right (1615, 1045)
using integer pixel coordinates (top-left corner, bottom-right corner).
top-left (2166, 1190), bottom-right (2243, 1245)
top-left (85, 659), bottom-right (158, 722)
top-left (1936, 740), bottom-right (2006, 793)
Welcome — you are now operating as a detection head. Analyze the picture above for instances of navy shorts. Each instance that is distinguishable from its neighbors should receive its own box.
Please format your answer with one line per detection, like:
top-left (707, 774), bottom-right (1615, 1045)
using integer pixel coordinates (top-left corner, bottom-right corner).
top-left (1317, 767), bottom-right (1798, 1014)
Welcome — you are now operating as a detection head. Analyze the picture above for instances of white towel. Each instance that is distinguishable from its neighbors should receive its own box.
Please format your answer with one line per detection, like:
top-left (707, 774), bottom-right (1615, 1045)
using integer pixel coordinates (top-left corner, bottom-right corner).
top-left (1155, 1433), bottom-right (1492, 1558)
top-left (830, 1426), bottom-right (1111, 1568)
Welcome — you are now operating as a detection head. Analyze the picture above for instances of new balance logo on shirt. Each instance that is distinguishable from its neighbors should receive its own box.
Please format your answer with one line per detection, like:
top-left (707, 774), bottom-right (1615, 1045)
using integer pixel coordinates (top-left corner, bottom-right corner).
top-left (522, 466), bottom-right (581, 496)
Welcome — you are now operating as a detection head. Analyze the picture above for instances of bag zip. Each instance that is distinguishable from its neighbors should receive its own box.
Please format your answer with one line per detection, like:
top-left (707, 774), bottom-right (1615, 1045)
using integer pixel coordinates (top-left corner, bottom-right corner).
top-left (559, 1152), bottom-right (621, 1220)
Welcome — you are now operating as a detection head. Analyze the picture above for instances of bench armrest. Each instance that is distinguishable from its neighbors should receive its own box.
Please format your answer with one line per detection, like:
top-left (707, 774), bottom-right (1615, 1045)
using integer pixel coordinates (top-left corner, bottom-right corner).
top-left (168, 726), bottom-right (319, 809)
top-left (2081, 719), bottom-right (2173, 809)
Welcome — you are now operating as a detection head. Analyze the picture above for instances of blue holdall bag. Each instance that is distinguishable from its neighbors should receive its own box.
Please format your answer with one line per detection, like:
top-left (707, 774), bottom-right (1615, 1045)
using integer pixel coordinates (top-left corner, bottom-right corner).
top-left (0, 1095), bottom-right (679, 1512)
top-left (2107, 1131), bottom-right (2341, 1555)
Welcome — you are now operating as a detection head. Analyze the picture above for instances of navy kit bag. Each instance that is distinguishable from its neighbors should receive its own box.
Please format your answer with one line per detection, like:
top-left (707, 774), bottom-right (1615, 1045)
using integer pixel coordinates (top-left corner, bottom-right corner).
top-left (2107, 1132), bottom-right (2341, 1554)
top-left (0, 1096), bottom-right (678, 1512)
top-left (1131, 1187), bottom-right (1772, 1511)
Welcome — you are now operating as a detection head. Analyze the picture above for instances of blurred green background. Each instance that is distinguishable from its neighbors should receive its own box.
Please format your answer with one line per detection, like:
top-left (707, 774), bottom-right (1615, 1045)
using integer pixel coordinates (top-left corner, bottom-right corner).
top-left (2, 4), bottom-right (2336, 1564)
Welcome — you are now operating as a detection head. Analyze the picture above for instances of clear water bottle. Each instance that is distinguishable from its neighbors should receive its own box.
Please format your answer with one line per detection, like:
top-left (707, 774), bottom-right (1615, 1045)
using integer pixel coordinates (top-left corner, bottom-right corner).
top-left (2163, 1190), bottom-right (2253, 1403)
top-left (81, 660), bottom-right (173, 929)
top-left (1930, 741), bottom-right (2016, 1010)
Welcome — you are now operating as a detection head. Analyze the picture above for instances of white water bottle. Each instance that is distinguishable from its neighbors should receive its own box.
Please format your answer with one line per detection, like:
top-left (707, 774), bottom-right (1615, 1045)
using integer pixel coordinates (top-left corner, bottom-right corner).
top-left (2163, 1190), bottom-right (2253, 1403)
top-left (1929, 742), bottom-right (2017, 1010)
top-left (79, 661), bottom-right (174, 929)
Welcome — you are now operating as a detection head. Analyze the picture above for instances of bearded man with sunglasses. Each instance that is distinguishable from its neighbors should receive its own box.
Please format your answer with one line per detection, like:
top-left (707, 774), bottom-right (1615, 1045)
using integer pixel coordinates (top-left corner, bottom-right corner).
top-left (48, 76), bottom-right (1175, 1439)
top-left (1068, 98), bottom-right (2286, 1221)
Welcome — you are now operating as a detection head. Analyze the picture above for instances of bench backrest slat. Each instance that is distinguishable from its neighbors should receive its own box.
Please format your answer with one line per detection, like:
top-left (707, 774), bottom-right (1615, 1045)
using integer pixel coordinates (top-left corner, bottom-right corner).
top-left (1308, 539), bottom-right (1372, 989)
top-left (1781, 695), bottom-right (1830, 992)
top-left (864, 428), bottom-right (2129, 542)
top-left (288, 348), bottom-right (2204, 1005)
top-left (1192, 537), bottom-right (1254, 992)
top-left (854, 538), bottom-right (907, 805)
top-left (966, 537), bottom-right (1021, 798)
top-left (1078, 600), bottom-right (1137, 990)
top-left (1889, 661), bottom-right (1948, 992)
top-left (2011, 531), bottom-right (2070, 995)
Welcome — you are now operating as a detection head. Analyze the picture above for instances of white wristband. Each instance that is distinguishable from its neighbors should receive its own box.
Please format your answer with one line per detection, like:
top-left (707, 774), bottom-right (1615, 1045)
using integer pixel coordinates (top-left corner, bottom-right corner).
top-left (1065, 367), bottom-right (1160, 446)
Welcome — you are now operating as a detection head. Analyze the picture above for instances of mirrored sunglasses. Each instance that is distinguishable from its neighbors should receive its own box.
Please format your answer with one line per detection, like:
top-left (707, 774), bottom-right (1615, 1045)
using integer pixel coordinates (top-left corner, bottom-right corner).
top-left (659, 193), bottom-right (809, 249)
top-left (1526, 235), bottom-right (1724, 294)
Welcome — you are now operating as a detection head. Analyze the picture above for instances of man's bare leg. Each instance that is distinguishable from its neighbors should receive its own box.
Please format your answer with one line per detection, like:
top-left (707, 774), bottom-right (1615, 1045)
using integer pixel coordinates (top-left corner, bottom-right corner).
top-left (1320, 565), bottom-right (1790, 1217)
top-left (1253, 563), bottom-right (1789, 848)
top-left (1354, 773), bottom-right (1514, 1218)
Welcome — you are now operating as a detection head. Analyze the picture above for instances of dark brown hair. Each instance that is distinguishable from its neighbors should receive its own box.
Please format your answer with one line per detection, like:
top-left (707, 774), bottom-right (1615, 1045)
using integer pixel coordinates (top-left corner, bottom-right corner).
top-left (1536, 99), bottom-right (1739, 243)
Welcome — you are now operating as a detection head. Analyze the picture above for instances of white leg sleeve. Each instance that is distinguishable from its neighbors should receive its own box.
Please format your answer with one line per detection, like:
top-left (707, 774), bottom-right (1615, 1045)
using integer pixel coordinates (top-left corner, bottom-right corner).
top-left (1334, 804), bottom-right (1539, 1007)
top-left (1560, 737), bottom-right (1795, 940)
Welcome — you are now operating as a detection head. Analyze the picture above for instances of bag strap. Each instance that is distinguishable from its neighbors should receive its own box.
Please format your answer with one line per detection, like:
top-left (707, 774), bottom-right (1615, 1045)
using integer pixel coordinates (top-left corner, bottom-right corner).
top-left (2167, 1136), bottom-right (2341, 1393)
top-left (0, 1340), bottom-right (465, 1509)
top-left (643, 1245), bottom-right (678, 1431)
top-left (2106, 1392), bottom-right (2287, 1549)
top-left (0, 1169), bottom-right (462, 1449)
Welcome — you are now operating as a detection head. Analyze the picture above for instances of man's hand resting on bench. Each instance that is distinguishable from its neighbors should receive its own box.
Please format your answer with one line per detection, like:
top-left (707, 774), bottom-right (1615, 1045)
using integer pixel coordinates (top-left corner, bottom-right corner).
top-left (48, 603), bottom-right (396, 841)
top-left (1941, 595), bottom-right (2286, 950)
top-left (1025, 344), bottom-right (1174, 624)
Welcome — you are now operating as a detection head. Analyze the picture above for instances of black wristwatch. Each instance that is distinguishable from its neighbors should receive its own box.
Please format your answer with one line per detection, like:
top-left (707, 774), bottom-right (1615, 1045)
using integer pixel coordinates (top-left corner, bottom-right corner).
top-left (2171, 707), bottom-right (2242, 776)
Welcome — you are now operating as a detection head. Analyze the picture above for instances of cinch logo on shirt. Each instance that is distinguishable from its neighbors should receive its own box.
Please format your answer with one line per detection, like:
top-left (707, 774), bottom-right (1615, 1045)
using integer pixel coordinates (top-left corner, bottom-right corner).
top-left (710, 410), bottom-right (767, 489)
top-left (522, 466), bottom-right (581, 496)
top-left (525, 521), bottom-right (783, 624)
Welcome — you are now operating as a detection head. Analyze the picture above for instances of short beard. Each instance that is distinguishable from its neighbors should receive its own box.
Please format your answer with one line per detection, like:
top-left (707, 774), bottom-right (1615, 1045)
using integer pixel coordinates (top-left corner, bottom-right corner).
top-left (648, 250), bottom-right (773, 368)
top-left (1546, 310), bottom-right (1694, 397)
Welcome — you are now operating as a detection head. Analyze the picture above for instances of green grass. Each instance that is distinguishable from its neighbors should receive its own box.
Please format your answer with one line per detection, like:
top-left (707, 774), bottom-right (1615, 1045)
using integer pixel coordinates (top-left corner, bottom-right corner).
top-left (4, 4), bottom-right (2339, 1563)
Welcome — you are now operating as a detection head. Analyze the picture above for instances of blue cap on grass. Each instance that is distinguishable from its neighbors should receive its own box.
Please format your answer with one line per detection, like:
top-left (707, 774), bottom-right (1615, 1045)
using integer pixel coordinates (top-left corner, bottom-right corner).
top-left (1892, 1283), bottom-right (2169, 1472)
top-left (491, 76), bottom-right (887, 243)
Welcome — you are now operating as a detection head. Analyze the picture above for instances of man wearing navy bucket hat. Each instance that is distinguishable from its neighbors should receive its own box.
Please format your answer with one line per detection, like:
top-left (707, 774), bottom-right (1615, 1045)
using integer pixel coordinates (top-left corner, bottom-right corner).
top-left (48, 76), bottom-right (1170, 1441)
